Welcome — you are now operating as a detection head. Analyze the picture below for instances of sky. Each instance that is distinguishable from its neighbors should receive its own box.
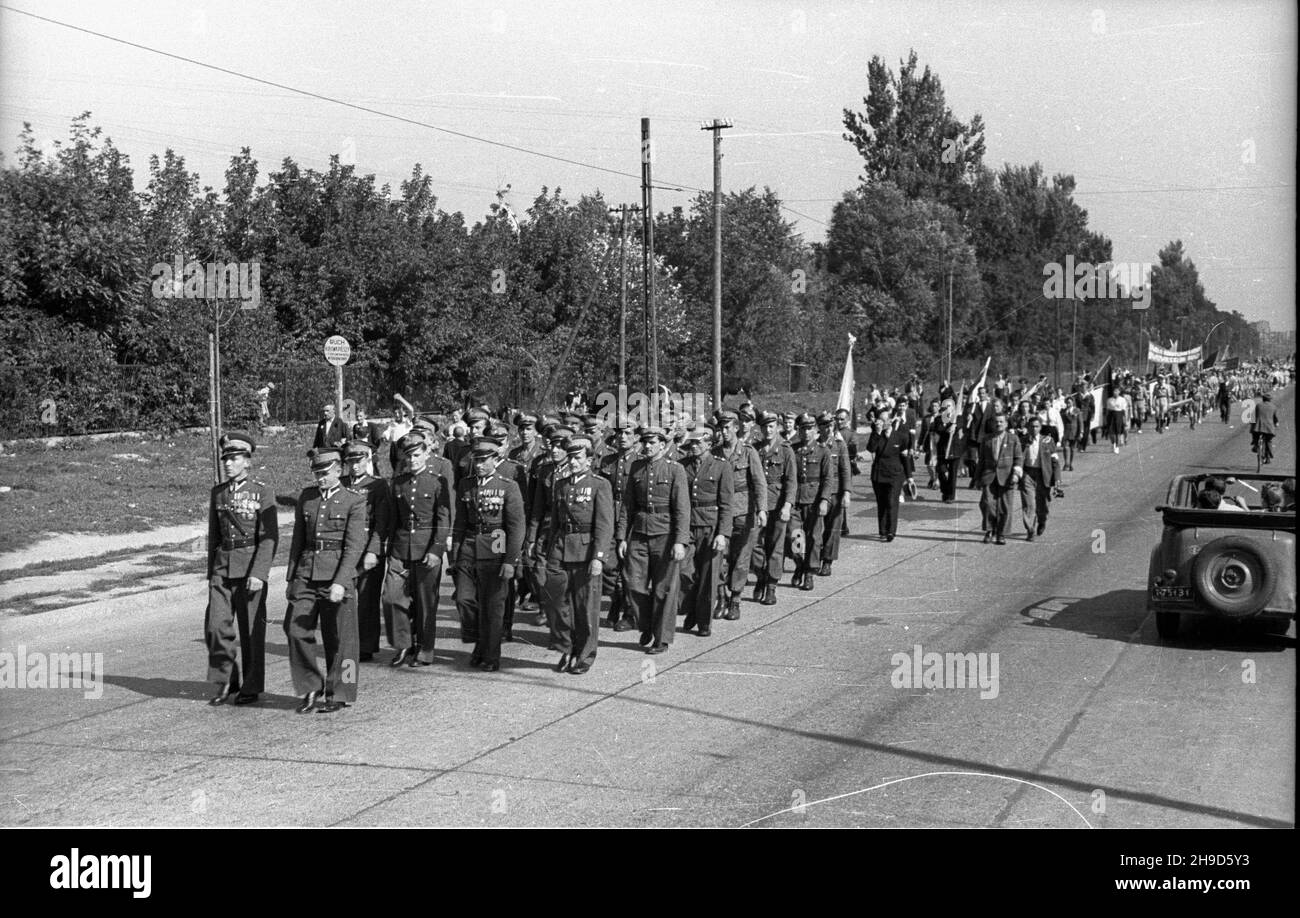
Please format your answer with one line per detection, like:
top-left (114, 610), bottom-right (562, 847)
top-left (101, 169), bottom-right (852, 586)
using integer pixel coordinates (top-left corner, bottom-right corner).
top-left (1, 0), bottom-right (1295, 331)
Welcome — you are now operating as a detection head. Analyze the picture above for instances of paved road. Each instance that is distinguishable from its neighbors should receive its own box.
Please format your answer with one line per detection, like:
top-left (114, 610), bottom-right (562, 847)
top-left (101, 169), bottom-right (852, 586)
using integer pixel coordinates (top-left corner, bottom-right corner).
top-left (1, 391), bottom-right (1293, 827)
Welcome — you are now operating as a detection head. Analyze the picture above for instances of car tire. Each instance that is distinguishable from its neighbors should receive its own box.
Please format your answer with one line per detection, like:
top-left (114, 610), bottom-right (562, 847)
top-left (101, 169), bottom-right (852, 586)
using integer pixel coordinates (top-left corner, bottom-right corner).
top-left (1191, 536), bottom-right (1275, 618)
top-left (1155, 611), bottom-right (1180, 639)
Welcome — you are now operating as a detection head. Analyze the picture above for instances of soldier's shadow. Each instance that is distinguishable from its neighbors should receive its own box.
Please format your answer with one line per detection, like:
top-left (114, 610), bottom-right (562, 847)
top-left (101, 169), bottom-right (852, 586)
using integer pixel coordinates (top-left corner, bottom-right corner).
top-left (100, 674), bottom-right (299, 707)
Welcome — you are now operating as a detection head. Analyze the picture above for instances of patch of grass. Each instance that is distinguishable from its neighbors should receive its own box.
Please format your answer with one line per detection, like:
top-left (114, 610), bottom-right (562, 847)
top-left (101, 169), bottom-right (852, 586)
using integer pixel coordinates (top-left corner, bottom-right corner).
top-left (0, 427), bottom-right (319, 555)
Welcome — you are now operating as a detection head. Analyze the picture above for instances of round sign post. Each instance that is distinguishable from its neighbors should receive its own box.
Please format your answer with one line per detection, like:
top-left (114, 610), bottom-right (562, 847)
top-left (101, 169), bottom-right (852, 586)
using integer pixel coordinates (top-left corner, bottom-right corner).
top-left (324, 335), bottom-right (352, 424)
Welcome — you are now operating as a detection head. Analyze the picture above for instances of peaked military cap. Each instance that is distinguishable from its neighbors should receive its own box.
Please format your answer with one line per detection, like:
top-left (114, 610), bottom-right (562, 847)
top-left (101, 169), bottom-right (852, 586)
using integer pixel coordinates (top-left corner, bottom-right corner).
top-left (342, 439), bottom-right (373, 460)
top-left (565, 435), bottom-right (593, 455)
top-left (754, 409), bottom-right (780, 427)
top-left (638, 425), bottom-right (668, 442)
top-left (308, 447), bottom-right (342, 469)
top-left (470, 436), bottom-right (502, 459)
top-left (219, 431), bottom-right (256, 458)
top-left (816, 411), bottom-right (835, 426)
top-left (398, 430), bottom-right (430, 454)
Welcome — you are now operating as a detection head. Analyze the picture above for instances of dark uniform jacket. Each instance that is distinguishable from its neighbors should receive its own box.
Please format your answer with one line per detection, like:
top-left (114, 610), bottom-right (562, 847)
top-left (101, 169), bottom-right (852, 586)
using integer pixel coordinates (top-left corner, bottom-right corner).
top-left (543, 470), bottom-right (614, 564)
top-left (714, 441), bottom-right (767, 518)
top-left (388, 466), bottom-right (453, 561)
top-left (207, 477), bottom-right (278, 581)
top-left (599, 448), bottom-right (638, 514)
top-left (527, 457), bottom-right (567, 537)
top-left (821, 434), bottom-right (853, 497)
top-left (791, 437), bottom-right (832, 506)
top-left (287, 484), bottom-right (367, 587)
top-left (453, 472), bottom-right (525, 565)
top-left (616, 455), bottom-right (690, 545)
top-left (867, 426), bottom-right (916, 483)
top-left (757, 437), bottom-right (798, 512)
top-left (343, 474), bottom-right (393, 562)
top-left (681, 452), bottom-right (735, 539)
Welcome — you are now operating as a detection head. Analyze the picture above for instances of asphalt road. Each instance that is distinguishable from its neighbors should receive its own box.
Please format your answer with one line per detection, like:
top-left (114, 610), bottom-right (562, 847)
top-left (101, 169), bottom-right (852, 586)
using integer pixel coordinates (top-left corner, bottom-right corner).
top-left (1, 390), bottom-right (1293, 828)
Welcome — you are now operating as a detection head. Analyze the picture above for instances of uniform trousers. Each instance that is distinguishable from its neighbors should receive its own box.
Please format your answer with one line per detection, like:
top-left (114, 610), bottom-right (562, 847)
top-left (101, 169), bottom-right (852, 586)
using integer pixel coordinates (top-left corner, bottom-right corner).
top-left (791, 502), bottom-right (823, 576)
top-left (680, 524), bottom-right (722, 628)
top-left (283, 578), bottom-right (358, 702)
top-left (456, 554), bottom-right (510, 665)
top-left (1020, 466), bottom-right (1051, 535)
top-left (752, 512), bottom-right (789, 582)
top-left (384, 557), bottom-right (441, 655)
top-left (544, 555), bottom-right (601, 664)
top-left (821, 496), bottom-right (846, 562)
top-left (205, 576), bottom-right (267, 695)
top-left (355, 563), bottom-right (384, 654)
top-left (722, 514), bottom-right (759, 593)
top-left (872, 479), bottom-right (903, 538)
top-left (624, 533), bottom-right (681, 646)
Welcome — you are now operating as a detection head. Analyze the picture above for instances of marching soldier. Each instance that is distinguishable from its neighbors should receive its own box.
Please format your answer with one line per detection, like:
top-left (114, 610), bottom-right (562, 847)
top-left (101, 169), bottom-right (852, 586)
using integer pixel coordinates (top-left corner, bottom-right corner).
top-left (713, 409), bottom-right (766, 621)
top-left (524, 424), bottom-right (573, 640)
top-left (453, 437), bottom-right (526, 671)
top-left (283, 448), bottom-right (367, 714)
top-left (385, 429), bottom-right (453, 666)
top-left (678, 425), bottom-right (733, 636)
top-left (598, 420), bottom-right (640, 630)
top-left (341, 440), bottom-right (391, 661)
top-left (816, 411), bottom-right (853, 576)
top-left (507, 412), bottom-right (544, 621)
top-left (789, 413), bottom-right (831, 590)
top-left (751, 410), bottom-right (797, 606)
top-left (205, 431), bottom-right (278, 706)
top-left (616, 426), bottom-right (690, 654)
top-left (541, 436), bottom-right (613, 674)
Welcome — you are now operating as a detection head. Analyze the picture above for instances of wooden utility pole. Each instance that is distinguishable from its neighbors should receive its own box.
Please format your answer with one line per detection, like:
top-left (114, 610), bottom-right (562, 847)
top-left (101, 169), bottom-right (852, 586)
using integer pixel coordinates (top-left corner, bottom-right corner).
top-left (609, 204), bottom-right (641, 396)
top-left (701, 118), bottom-right (732, 410)
top-left (640, 118), bottom-right (657, 411)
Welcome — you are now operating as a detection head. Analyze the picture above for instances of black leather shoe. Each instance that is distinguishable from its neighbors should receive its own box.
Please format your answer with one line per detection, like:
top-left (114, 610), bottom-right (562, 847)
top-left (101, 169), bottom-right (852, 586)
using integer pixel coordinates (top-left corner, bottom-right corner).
top-left (697, 628), bottom-right (711, 638)
top-left (503, 627), bottom-right (514, 643)
top-left (638, 631), bottom-right (653, 646)
top-left (317, 698), bottom-right (348, 714)
top-left (646, 643), bottom-right (668, 655)
top-left (1026, 531), bottom-right (1036, 542)
top-left (469, 653), bottom-right (483, 667)
top-left (296, 691), bottom-right (320, 714)
top-left (479, 661), bottom-right (500, 672)
top-left (885, 534), bottom-right (894, 542)
top-left (983, 531), bottom-right (993, 544)
top-left (724, 598), bottom-right (740, 620)
top-left (613, 619), bottom-right (636, 632)
top-left (232, 693), bottom-right (259, 706)
top-left (752, 580), bottom-right (764, 602)
top-left (390, 648), bottom-right (413, 667)
top-left (208, 688), bottom-right (233, 706)
top-left (799, 573), bottom-right (815, 591)
top-left (554, 654), bottom-right (570, 673)
top-left (994, 535), bottom-right (1006, 545)
top-left (818, 561), bottom-right (832, 576)
top-left (568, 661), bottom-right (591, 675)
top-left (761, 584), bottom-right (777, 606)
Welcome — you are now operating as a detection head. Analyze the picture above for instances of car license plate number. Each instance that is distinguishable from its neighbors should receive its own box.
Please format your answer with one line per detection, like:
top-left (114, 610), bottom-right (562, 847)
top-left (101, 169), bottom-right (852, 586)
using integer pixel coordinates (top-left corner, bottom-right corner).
top-left (1152, 586), bottom-right (1191, 600)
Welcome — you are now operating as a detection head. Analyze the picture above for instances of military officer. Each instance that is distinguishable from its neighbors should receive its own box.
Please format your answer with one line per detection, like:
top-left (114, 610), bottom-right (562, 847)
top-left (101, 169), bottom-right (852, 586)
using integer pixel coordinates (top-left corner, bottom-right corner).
top-left (205, 431), bottom-right (278, 706)
top-left (449, 408), bottom-right (490, 491)
top-left (507, 413), bottom-right (544, 618)
top-left (677, 425), bottom-right (734, 636)
top-left (341, 439), bottom-right (391, 661)
top-left (616, 426), bottom-right (690, 654)
top-left (283, 448), bottom-right (367, 713)
top-left (385, 429), bottom-right (453, 666)
top-left (541, 436), bottom-right (614, 674)
top-left (788, 413), bottom-right (831, 590)
top-left (598, 419), bottom-right (640, 630)
top-left (713, 410), bottom-right (766, 620)
top-left (524, 424), bottom-right (573, 639)
top-left (454, 437), bottom-right (526, 671)
top-left (751, 410), bottom-right (797, 606)
top-left (816, 411), bottom-right (853, 576)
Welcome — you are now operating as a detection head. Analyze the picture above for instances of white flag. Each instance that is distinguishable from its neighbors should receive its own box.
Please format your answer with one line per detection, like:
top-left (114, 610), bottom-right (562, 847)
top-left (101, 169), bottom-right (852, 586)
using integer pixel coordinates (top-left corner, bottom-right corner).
top-left (836, 334), bottom-right (857, 412)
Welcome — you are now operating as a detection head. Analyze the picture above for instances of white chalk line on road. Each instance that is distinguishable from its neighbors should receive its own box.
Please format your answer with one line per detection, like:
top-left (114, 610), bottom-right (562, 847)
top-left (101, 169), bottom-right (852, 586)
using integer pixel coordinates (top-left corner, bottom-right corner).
top-left (738, 770), bottom-right (1095, 828)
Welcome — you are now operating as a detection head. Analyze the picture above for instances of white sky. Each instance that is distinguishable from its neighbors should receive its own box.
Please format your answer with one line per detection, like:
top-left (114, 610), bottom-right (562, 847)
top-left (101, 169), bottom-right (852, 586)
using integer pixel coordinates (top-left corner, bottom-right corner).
top-left (1, 0), bottom-right (1295, 330)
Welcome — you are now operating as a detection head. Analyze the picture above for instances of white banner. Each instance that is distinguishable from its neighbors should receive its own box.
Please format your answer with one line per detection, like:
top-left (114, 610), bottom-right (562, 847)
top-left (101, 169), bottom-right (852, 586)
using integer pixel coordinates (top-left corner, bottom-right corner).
top-left (1147, 341), bottom-right (1202, 364)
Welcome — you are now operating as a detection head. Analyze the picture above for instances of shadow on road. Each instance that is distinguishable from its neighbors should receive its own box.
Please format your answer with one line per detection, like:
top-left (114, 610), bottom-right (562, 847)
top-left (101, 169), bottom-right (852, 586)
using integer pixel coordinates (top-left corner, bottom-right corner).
top-left (1018, 589), bottom-right (1294, 651)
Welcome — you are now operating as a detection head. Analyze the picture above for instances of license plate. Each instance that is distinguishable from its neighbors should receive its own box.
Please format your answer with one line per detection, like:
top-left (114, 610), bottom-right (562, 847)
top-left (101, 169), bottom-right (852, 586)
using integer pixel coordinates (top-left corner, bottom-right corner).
top-left (1152, 586), bottom-right (1192, 600)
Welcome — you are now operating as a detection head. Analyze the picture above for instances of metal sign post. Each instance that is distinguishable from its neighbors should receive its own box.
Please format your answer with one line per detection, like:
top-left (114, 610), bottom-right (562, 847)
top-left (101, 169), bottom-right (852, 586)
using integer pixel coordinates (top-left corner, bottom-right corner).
top-left (324, 335), bottom-right (352, 423)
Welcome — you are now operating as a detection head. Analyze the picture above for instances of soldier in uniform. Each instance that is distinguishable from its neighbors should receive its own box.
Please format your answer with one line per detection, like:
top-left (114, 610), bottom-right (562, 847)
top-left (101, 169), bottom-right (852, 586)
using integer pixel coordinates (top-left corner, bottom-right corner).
top-left (677, 425), bottom-right (734, 636)
top-left (713, 410), bottom-right (766, 621)
top-left (598, 420), bottom-right (640, 630)
top-left (751, 410), bottom-right (797, 606)
top-left (283, 448), bottom-right (367, 713)
top-left (507, 413), bottom-right (544, 620)
top-left (541, 436), bottom-right (613, 674)
top-left (453, 437), bottom-right (526, 671)
top-left (616, 426), bottom-right (690, 654)
top-left (385, 429), bottom-right (453, 666)
top-left (448, 408), bottom-right (490, 491)
top-left (205, 432), bottom-right (278, 706)
top-left (524, 425), bottom-right (573, 640)
top-left (789, 413), bottom-right (831, 590)
top-left (816, 411), bottom-right (853, 576)
top-left (341, 440), bottom-right (391, 661)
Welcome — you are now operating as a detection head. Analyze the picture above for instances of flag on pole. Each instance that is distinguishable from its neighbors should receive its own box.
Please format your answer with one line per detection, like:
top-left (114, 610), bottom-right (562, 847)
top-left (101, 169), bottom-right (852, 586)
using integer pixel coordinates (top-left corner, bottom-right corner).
top-left (836, 333), bottom-right (857, 412)
top-left (971, 356), bottom-right (992, 397)
top-left (944, 377), bottom-right (967, 460)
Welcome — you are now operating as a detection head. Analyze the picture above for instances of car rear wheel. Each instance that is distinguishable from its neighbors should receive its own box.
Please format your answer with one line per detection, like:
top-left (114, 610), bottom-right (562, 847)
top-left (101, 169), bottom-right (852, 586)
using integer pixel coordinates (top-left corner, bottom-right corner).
top-left (1155, 611), bottom-right (1180, 639)
top-left (1191, 536), bottom-right (1275, 617)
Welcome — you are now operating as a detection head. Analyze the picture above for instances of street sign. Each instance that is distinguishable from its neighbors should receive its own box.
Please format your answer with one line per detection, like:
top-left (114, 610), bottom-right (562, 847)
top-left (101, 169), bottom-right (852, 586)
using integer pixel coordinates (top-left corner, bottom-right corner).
top-left (324, 335), bottom-right (351, 366)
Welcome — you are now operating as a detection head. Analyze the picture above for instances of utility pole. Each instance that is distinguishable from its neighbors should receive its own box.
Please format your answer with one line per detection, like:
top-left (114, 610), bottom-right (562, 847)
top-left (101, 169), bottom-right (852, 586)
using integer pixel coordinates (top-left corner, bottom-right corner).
top-left (640, 118), bottom-right (657, 409)
top-left (701, 118), bottom-right (732, 411)
top-left (1071, 299), bottom-right (1078, 381)
top-left (609, 203), bottom-right (641, 398)
top-left (946, 270), bottom-right (953, 383)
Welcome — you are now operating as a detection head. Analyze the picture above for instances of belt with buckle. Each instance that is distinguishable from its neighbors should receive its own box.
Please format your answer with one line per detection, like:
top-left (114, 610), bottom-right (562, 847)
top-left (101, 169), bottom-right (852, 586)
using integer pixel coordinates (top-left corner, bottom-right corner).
top-left (222, 538), bottom-right (255, 550)
top-left (312, 538), bottom-right (343, 551)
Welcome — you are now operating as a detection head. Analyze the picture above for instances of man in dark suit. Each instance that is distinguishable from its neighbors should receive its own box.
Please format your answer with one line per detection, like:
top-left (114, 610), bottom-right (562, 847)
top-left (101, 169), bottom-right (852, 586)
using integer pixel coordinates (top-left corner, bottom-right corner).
top-left (313, 403), bottom-right (349, 450)
top-left (977, 414), bottom-right (1023, 545)
top-left (865, 408), bottom-right (915, 542)
top-left (1018, 417), bottom-right (1062, 541)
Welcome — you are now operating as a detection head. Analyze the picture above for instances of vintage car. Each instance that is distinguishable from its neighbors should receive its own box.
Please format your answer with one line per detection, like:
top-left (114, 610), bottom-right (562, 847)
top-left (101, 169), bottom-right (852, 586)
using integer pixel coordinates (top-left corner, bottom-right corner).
top-left (1148, 473), bottom-right (1296, 639)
